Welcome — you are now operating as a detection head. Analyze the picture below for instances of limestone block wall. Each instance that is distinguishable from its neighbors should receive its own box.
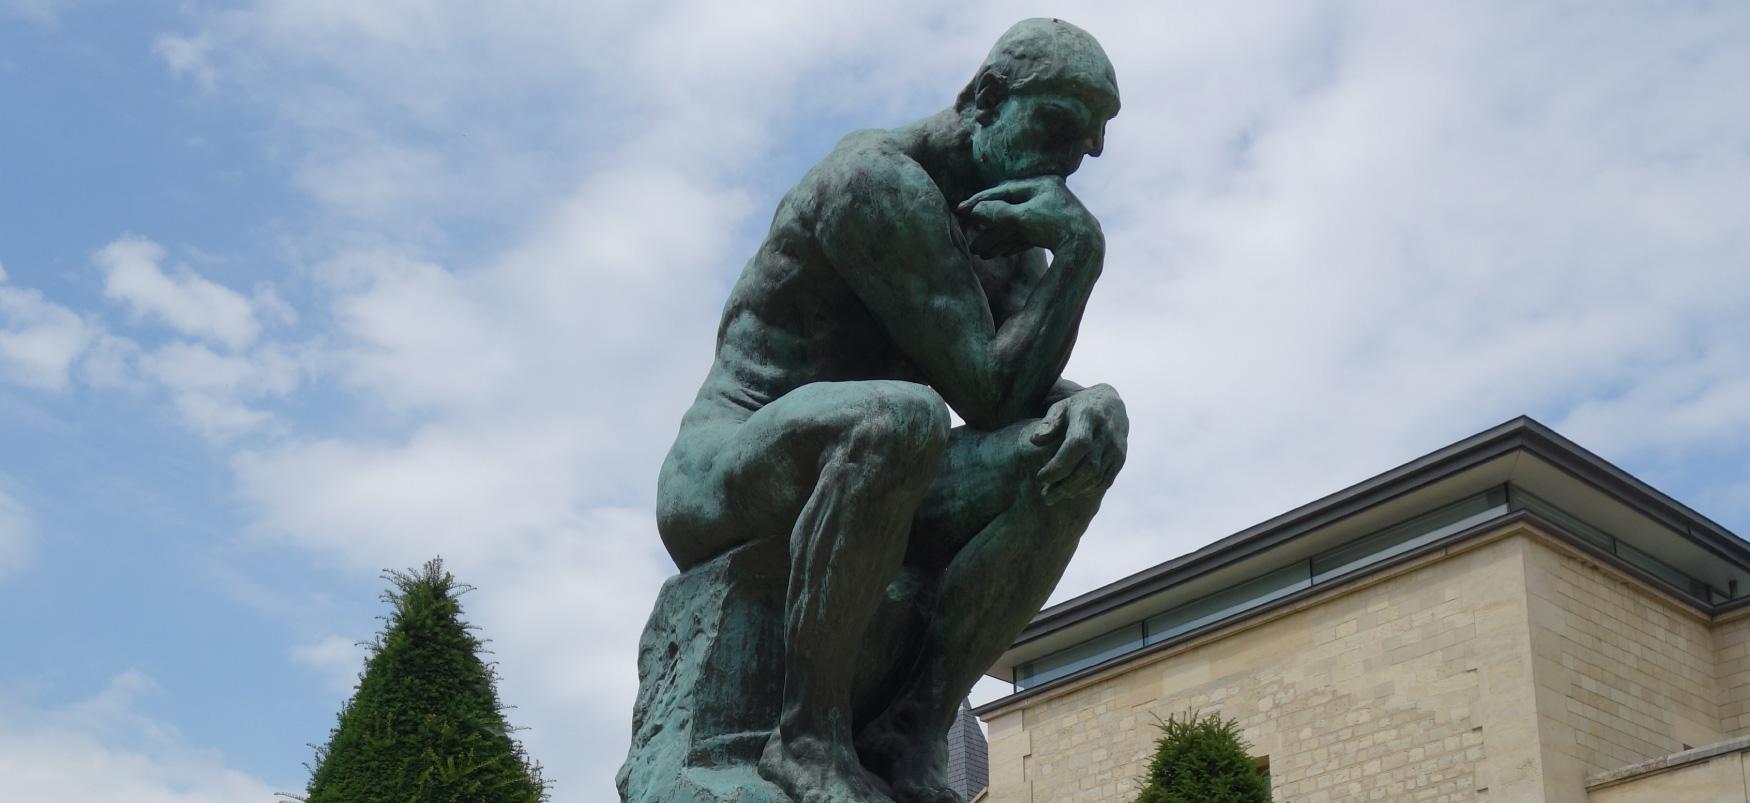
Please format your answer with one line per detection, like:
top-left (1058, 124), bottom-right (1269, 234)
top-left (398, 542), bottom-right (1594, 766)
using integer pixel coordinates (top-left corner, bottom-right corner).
top-left (1520, 536), bottom-right (1723, 803)
top-left (982, 530), bottom-right (1547, 803)
top-left (1713, 612), bottom-right (1750, 737)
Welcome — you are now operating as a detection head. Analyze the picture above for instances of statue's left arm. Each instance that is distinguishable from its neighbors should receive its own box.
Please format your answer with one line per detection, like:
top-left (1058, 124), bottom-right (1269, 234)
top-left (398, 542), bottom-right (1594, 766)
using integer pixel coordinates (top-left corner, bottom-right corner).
top-left (992, 252), bottom-right (1128, 506)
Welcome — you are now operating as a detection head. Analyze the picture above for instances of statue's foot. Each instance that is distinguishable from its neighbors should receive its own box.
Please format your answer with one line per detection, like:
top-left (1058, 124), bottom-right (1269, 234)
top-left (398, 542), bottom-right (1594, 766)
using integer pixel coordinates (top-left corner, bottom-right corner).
top-left (758, 732), bottom-right (894, 803)
top-left (855, 713), bottom-right (964, 803)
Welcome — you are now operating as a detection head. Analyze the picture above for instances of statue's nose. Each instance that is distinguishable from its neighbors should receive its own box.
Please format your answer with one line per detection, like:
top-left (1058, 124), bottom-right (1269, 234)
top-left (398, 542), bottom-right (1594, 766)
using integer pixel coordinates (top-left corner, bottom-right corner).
top-left (1085, 127), bottom-right (1105, 158)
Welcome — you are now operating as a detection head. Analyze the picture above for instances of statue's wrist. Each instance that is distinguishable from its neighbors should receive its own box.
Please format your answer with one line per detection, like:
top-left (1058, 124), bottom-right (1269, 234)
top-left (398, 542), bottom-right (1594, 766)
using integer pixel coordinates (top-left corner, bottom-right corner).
top-left (1050, 228), bottom-right (1105, 264)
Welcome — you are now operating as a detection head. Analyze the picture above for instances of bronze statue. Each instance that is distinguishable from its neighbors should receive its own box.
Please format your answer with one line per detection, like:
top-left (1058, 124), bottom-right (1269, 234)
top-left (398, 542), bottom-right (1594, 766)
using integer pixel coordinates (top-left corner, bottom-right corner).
top-left (621, 19), bottom-right (1127, 803)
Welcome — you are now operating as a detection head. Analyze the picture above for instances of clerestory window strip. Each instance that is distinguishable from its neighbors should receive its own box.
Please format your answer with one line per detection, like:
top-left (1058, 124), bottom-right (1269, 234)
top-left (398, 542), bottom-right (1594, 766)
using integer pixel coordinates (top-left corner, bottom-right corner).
top-left (1014, 484), bottom-right (1729, 691)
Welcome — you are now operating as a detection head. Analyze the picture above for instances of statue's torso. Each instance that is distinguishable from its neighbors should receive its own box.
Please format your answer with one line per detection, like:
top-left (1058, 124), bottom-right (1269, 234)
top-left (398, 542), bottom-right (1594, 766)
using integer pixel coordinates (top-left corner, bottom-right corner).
top-left (683, 130), bottom-right (1033, 427)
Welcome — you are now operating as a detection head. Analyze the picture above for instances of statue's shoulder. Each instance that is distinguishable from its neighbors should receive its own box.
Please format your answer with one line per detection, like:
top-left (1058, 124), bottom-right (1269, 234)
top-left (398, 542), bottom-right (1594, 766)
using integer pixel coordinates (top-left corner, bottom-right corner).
top-left (800, 129), bottom-right (941, 221)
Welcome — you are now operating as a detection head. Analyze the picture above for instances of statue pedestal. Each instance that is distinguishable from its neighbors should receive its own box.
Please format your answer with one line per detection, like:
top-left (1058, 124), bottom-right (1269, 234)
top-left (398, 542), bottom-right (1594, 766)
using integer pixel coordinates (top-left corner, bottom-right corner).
top-left (617, 540), bottom-right (792, 803)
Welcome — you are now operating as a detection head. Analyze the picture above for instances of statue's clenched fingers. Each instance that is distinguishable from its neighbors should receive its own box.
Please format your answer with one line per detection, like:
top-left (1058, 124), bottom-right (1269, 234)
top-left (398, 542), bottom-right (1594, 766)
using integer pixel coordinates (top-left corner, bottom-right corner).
top-left (961, 197), bottom-right (1015, 223)
top-left (1038, 432), bottom-right (1091, 489)
top-left (1031, 404), bottom-right (1069, 446)
top-left (958, 175), bottom-right (1063, 211)
top-left (1053, 447), bottom-right (1105, 501)
top-left (962, 198), bottom-right (1030, 237)
top-left (958, 186), bottom-right (1026, 212)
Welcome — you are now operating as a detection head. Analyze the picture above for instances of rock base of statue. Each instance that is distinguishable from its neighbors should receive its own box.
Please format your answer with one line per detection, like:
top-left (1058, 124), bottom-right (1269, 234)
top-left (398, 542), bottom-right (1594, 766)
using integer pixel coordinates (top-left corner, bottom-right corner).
top-left (616, 539), bottom-right (792, 803)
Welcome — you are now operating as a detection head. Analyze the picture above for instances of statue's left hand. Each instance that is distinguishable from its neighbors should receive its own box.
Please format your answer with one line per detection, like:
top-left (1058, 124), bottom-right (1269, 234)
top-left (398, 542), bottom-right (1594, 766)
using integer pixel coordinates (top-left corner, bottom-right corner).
top-left (1029, 384), bottom-right (1128, 506)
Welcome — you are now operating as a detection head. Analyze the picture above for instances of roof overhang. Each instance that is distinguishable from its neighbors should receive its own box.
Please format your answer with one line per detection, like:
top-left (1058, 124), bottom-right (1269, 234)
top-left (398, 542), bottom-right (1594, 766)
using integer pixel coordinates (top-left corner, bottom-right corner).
top-left (981, 416), bottom-right (1750, 687)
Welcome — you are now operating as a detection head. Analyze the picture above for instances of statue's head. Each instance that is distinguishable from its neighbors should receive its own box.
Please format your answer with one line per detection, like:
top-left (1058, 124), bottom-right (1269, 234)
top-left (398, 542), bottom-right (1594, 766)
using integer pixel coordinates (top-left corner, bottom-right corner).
top-left (958, 18), bottom-right (1120, 186)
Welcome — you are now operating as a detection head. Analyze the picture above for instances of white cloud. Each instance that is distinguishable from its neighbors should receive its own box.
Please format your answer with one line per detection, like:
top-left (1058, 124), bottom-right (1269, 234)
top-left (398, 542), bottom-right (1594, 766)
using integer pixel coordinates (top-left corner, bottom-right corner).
top-left (313, 251), bottom-right (523, 415)
top-left (77, 332), bottom-right (143, 390)
top-left (291, 635), bottom-right (366, 694)
top-left (460, 512), bottom-right (674, 785)
top-left (152, 34), bottom-right (216, 91)
top-left (3, 0), bottom-right (85, 24)
top-left (0, 248), bottom-right (297, 436)
top-left (293, 141), bottom-right (449, 222)
top-left (146, 341), bottom-right (297, 396)
top-left (0, 269), bottom-right (91, 391)
top-left (2, 0), bottom-right (50, 20)
top-left (251, 283), bottom-right (299, 328)
top-left (1561, 340), bottom-right (1750, 458)
top-left (96, 237), bottom-right (261, 351)
top-left (235, 428), bottom-right (587, 567)
top-left (168, 393), bottom-right (277, 440)
top-left (142, 341), bottom-right (303, 440)
top-left (0, 481), bottom-right (33, 581)
top-left (0, 671), bottom-right (279, 802)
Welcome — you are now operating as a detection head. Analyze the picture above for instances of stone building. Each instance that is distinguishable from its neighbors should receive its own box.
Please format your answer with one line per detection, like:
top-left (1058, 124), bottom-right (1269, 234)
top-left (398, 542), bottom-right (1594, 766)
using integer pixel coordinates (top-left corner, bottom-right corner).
top-left (972, 417), bottom-right (1750, 802)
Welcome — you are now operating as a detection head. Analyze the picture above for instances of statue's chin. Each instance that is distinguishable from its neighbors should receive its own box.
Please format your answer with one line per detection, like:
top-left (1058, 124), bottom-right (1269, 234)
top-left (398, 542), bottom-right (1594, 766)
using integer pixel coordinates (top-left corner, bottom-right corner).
top-left (972, 142), bottom-right (1027, 186)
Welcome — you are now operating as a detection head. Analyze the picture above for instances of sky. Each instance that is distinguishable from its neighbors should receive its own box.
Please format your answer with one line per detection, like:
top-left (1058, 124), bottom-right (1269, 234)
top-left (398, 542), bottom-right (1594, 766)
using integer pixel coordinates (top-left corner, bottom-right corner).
top-left (1, 1), bottom-right (1748, 801)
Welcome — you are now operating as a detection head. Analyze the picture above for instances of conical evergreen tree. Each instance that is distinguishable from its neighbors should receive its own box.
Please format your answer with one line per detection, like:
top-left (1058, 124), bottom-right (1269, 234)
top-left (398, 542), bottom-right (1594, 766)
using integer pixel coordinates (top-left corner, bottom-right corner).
top-left (1134, 710), bottom-right (1271, 803)
top-left (301, 558), bottom-right (547, 803)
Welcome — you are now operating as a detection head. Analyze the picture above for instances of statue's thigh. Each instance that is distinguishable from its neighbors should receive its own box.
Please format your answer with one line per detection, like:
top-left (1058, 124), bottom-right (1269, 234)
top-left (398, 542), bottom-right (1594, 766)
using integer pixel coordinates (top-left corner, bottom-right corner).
top-left (662, 380), bottom-right (947, 565)
top-left (907, 419), bottom-right (1108, 574)
top-left (906, 420), bottom-right (1048, 568)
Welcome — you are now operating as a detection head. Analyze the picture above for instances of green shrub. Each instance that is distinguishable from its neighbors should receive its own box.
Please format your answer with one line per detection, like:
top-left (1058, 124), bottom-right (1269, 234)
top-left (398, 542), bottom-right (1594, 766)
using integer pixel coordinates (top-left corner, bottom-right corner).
top-left (1134, 710), bottom-right (1271, 803)
top-left (297, 558), bottom-right (548, 803)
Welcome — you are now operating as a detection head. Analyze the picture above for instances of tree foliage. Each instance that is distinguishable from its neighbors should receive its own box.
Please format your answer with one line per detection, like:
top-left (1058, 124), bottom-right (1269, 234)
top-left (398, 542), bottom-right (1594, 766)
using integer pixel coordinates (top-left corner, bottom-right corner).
top-left (299, 558), bottom-right (547, 803)
top-left (1134, 710), bottom-right (1271, 803)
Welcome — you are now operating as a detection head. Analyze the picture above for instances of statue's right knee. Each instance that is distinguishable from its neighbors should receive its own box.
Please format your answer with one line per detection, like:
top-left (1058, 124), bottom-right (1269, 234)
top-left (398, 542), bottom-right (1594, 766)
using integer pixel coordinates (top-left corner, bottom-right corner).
top-left (852, 383), bottom-right (950, 465)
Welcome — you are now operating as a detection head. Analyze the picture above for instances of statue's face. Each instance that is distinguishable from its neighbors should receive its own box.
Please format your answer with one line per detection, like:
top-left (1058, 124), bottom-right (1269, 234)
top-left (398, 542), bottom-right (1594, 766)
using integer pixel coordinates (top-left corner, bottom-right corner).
top-left (972, 86), bottom-right (1118, 186)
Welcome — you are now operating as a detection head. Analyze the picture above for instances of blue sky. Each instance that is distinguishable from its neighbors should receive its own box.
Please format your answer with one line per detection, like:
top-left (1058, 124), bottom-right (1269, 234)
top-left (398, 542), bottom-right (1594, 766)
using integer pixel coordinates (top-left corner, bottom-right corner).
top-left (2, 2), bottom-right (1748, 801)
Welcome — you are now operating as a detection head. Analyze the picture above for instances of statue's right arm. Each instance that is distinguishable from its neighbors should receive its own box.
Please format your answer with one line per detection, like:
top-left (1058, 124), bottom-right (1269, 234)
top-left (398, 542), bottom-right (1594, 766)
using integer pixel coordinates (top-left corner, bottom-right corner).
top-left (814, 158), bottom-right (1104, 430)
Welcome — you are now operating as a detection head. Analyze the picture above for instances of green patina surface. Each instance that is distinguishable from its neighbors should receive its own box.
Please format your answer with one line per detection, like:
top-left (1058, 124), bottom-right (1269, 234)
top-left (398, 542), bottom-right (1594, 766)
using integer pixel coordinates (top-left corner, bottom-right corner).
top-left (622, 19), bottom-right (1129, 803)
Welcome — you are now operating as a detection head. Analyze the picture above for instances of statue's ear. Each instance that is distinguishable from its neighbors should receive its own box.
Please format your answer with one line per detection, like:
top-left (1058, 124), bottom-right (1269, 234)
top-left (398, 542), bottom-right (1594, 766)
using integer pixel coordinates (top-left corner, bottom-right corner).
top-left (972, 69), bottom-right (1007, 123)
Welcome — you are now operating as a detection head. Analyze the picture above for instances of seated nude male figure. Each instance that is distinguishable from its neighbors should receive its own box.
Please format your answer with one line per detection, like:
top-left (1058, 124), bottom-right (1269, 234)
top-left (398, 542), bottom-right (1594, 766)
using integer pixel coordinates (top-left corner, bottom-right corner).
top-left (656, 19), bottom-right (1126, 803)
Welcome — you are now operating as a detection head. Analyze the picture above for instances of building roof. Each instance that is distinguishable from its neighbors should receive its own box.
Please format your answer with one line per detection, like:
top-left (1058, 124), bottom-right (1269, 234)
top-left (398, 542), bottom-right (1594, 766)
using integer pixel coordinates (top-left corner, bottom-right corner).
top-left (975, 416), bottom-right (1750, 714)
top-left (945, 697), bottom-right (989, 800)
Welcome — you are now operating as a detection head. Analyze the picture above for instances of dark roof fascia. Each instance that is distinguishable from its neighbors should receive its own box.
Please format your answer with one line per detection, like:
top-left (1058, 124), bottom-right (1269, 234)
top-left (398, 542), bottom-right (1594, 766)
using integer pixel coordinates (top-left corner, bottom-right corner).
top-left (974, 507), bottom-right (1716, 719)
top-left (1013, 416), bottom-right (1750, 648)
top-left (1510, 419), bottom-right (1750, 567)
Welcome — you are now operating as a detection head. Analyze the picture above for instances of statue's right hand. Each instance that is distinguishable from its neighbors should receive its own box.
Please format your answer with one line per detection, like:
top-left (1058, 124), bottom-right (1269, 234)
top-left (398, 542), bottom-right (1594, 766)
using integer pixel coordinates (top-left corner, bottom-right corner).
top-left (956, 176), bottom-right (1103, 258)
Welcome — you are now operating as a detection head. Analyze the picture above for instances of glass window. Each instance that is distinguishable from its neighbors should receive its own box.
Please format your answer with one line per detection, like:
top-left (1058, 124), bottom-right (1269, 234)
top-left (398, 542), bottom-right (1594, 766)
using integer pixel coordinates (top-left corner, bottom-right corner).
top-left (1311, 488), bottom-right (1508, 583)
top-left (1508, 489), bottom-right (1613, 549)
top-left (1144, 562), bottom-right (1311, 645)
top-left (1615, 540), bottom-right (1711, 601)
top-left (1015, 623), bottom-right (1144, 690)
top-left (1511, 487), bottom-right (1714, 603)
